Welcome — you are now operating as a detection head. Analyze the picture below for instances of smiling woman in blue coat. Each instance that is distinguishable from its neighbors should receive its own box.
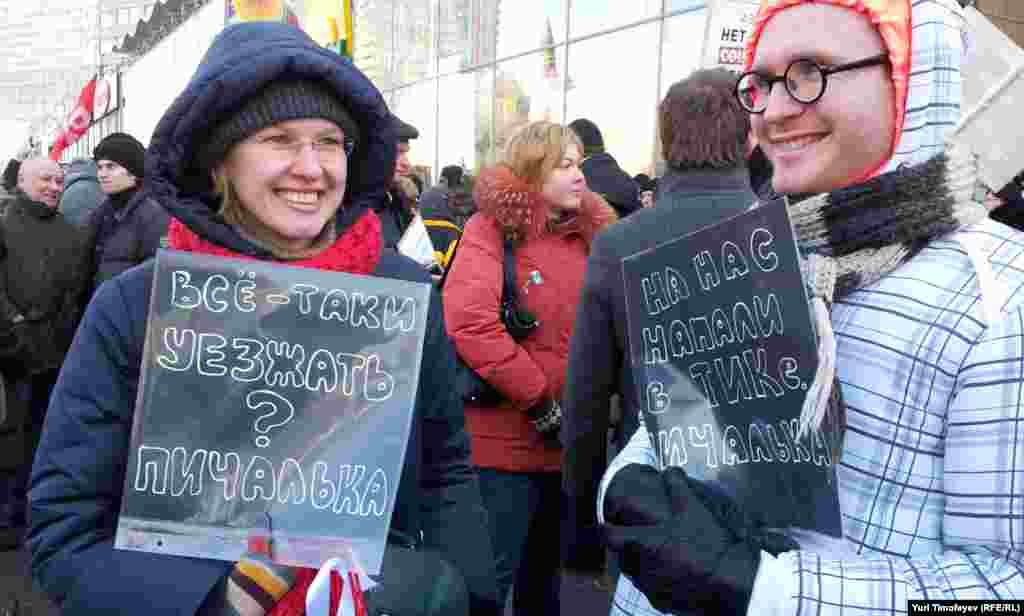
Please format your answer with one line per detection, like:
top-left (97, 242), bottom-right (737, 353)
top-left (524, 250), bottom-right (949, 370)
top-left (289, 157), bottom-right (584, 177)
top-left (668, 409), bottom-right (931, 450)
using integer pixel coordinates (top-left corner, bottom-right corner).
top-left (26, 21), bottom-right (499, 616)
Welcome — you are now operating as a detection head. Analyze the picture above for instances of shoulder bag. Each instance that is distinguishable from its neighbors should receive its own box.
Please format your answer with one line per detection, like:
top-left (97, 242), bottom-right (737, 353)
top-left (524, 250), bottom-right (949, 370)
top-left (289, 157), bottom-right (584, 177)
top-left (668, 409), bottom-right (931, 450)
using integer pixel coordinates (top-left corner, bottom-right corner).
top-left (440, 236), bottom-right (539, 405)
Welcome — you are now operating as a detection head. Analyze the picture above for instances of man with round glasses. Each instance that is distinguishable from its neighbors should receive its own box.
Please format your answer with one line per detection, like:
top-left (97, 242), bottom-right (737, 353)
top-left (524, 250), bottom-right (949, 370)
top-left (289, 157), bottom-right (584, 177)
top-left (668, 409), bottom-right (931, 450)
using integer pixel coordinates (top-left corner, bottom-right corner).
top-left (597, 1), bottom-right (1024, 615)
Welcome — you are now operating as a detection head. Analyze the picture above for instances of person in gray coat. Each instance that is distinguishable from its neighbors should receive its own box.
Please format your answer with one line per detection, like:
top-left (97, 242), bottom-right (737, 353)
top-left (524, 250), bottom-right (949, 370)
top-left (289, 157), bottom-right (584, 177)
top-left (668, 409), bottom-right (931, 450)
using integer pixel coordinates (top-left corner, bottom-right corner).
top-left (58, 159), bottom-right (104, 227)
top-left (561, 68), bottom-right (758, 576)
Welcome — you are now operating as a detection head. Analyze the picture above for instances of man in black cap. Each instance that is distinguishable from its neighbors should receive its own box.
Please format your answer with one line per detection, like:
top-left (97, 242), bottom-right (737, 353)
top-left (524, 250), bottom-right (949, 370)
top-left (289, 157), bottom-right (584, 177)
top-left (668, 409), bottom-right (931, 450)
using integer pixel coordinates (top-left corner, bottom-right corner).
top-left (568, 118), bottom-right (642, 219)
top-left (375, 115), bottom-right (420, 248)
top-left (87, 132), bottom-right (169, 297)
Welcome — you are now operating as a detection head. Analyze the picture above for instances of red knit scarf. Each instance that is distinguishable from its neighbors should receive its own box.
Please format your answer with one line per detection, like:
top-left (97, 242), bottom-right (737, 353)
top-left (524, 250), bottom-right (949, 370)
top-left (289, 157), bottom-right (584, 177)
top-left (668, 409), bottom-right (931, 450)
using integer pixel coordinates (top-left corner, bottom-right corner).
top-left (168, 210), bottom-right (382, 615)
top-left (166, 210), bottom-right (383, 276)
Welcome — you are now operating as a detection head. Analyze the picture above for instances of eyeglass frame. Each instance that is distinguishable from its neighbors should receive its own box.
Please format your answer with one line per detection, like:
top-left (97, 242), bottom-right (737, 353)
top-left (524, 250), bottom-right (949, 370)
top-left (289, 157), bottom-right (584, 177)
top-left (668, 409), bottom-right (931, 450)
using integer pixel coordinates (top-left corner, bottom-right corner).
top-left (734, 53), bottom-right (890, 114)
top-left (246, 133), bottom-right (357, 161)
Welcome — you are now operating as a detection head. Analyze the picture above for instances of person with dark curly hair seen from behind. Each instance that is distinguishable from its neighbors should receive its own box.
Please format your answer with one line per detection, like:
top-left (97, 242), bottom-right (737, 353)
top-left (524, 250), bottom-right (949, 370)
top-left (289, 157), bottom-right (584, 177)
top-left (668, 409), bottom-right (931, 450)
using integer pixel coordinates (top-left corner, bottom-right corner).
top-left (561, 67), bottom-right (757, 581)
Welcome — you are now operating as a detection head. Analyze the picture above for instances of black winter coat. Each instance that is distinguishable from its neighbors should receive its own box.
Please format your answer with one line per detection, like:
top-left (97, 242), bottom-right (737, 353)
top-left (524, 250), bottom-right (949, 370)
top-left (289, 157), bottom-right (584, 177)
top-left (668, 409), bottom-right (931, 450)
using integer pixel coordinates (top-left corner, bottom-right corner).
top-left (561, 166), bottom-right (756, 572)
top-left (87, 187), bottom-right (170, 295)
top-left (0, 193), bottom-right (90, 376)
top-left (580, 152), bottom-right (643, 219)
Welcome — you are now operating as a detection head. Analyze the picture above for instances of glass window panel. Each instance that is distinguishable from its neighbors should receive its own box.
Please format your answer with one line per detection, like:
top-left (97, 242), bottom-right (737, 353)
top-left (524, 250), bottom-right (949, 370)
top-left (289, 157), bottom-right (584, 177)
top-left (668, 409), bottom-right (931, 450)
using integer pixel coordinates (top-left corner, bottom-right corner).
top-left (569, 0), bottom-right (660, 39)
top-left (437, 67), bottom-right (495, 175)
top-left (353, 2), bottom-right (398, 92)
top-left (494, 0), bottom-right (565, 61)
top-left (393, 0), bottom-right (435, 85)
top-left (439, 0), bottom-right (498, 70)
top-left (667, 0), bottom-right (707, 14)
top-left (391, 79), bottom-right (438, 181)
top-left (494, 49), bottom-right (566, 157)
top-left (653, 9), bottom-right (708, 172)
top-left (660, 9), bottom-right (707, 99)
top-left (565, 23), bottom-right (660, 177)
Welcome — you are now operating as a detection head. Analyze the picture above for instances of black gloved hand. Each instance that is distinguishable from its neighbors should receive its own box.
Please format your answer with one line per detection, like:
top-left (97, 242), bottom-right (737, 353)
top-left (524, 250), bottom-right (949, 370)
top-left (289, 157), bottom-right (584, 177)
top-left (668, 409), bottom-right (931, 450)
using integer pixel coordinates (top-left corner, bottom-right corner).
top-left (602, 467), bottom-right (797, 614)
top-left (603, 463), bottom-right (673, 526)
top-left (686, 478), bottom-right (798, 558)
top-left (527, 398), bottom-right (562, 438)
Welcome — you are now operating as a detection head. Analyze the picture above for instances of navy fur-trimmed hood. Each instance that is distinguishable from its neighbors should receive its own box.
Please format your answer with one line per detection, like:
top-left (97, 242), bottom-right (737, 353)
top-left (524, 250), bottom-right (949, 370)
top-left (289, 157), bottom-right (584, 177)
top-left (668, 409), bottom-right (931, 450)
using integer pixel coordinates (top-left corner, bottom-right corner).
top-left (145, 21), bottom-right (396, 257)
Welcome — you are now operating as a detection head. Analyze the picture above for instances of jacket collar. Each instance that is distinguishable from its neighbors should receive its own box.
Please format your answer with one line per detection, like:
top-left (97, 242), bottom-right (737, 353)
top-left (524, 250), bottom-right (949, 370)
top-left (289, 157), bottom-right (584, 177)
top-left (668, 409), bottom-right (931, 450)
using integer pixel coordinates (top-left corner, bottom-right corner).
top-left (107, 187), bottom-right (148, 221)
top-left (13, 190), bottom-right (58, 220)
top-left (657, 167), bottom-right (752, 200)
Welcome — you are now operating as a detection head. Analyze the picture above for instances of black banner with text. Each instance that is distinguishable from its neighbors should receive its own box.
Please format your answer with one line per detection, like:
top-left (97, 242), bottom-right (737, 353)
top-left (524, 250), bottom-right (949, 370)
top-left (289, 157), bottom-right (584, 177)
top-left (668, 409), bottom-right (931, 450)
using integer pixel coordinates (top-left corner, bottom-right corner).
top-left (115, 250), bottom-right (431, 573)
top-left (622, 198), bottom-right (841, 535)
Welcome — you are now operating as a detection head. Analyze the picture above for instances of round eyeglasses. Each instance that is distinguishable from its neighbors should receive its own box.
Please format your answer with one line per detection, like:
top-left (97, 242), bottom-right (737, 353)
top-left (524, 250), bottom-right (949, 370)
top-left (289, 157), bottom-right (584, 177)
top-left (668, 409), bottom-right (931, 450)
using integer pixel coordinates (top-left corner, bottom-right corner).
top-left (735, 54), bottom-right (889, 114)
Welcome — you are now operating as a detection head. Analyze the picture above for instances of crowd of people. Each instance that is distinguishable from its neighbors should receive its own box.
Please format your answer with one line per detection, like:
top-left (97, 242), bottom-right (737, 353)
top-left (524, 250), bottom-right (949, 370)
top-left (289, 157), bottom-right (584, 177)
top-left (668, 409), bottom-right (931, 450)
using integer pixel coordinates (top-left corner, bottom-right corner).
top-left (1, 0), bottom-right (1024, 614)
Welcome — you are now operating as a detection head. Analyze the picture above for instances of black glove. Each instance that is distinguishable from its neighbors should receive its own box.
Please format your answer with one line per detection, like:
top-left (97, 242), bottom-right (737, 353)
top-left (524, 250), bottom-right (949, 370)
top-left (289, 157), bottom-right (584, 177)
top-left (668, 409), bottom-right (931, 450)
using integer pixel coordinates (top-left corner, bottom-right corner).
top-left (601, 467), bottom-right (797, 614)
top-left (527, 398), bottom-right (562, 438)
top-left (603, 463), bottom-right (674, 527)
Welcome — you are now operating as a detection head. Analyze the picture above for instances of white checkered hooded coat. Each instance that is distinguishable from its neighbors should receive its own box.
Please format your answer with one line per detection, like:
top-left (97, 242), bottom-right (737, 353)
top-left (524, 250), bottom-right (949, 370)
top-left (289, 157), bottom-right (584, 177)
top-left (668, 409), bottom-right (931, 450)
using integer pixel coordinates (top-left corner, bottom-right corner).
top-left (598, 0), bottom-right (1024, 614)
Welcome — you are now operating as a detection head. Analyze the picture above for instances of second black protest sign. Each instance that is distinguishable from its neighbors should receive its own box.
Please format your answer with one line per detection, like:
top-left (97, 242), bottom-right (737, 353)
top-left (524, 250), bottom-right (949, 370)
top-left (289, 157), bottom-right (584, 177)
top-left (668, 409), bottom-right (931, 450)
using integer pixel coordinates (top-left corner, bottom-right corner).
top-left (622, 197), bottom-right (841, 535)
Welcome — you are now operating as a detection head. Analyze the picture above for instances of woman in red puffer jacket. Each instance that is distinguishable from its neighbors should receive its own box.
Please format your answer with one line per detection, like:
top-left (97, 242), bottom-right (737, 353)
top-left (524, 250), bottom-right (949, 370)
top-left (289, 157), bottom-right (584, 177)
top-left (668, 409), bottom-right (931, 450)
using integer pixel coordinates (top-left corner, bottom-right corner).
top-left (443, 121), bottom-right (616, 616)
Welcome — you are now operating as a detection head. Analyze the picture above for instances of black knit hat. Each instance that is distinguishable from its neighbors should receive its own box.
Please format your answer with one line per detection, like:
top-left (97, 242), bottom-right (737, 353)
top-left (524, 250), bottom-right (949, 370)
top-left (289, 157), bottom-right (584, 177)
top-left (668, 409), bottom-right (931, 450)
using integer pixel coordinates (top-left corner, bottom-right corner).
top-left (2, 159), bottom-right (20, 191)
top-left (94, 132), bottom-right (146, 178)
top-left (568, 118), bottom-right (604, 155)
top-left (199, 79), bottom-right (360, 168)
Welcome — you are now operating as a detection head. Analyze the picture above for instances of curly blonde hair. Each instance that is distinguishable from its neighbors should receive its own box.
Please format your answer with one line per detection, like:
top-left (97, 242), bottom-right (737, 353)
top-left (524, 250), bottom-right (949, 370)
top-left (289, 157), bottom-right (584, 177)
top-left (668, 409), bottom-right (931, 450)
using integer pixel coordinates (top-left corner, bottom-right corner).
top-left (502, 121), bottom-right (583, 190)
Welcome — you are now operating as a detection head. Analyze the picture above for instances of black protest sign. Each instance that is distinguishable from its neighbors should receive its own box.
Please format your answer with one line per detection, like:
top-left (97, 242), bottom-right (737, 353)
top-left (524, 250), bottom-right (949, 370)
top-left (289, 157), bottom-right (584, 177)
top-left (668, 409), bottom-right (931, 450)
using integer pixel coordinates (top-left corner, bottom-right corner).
top-left (622, 198), bottom-right (841, 535)
top-left (115, 250), bottom-right (431, 573)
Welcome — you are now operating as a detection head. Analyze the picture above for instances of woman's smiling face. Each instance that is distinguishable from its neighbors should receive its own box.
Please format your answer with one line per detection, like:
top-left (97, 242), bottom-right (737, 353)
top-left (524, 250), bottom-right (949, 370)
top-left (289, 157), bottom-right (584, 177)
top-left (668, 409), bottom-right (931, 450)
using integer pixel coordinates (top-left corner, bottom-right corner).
top-left (216, 118), bottom-right (349, 252)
